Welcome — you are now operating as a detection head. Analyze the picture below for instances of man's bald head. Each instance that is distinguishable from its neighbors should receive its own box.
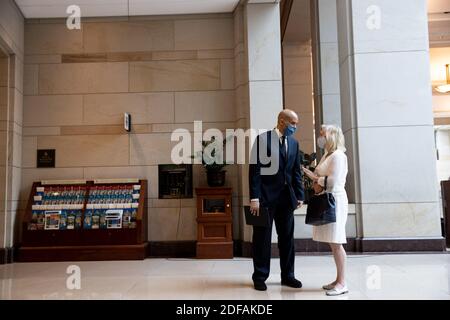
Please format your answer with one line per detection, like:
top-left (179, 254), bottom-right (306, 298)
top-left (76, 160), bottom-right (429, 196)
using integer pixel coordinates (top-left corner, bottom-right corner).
top-left (278, 109), bottom-right (298, 123)
top-left (276, 109), bottom-right (299, 135)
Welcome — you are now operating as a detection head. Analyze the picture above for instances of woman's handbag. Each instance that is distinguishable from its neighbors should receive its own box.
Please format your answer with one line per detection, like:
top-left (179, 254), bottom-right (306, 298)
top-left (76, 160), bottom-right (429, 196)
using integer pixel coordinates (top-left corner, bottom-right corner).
top-left (305, 177), bottom-right (336, 226)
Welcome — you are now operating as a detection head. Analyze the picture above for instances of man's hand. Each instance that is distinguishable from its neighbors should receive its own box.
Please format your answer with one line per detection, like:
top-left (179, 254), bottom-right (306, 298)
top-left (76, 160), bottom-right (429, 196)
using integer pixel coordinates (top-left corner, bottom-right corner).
top-left (297, 200), bottom-right (303, 209)
top-left (250, 199), bottom-right (260, 216)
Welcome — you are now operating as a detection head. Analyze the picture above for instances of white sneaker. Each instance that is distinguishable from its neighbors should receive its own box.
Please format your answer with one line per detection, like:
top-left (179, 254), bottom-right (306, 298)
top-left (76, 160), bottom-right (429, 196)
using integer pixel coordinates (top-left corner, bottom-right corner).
top-left (326, 285), bottom-right (348, 296)
top-left (322, 283), bottom-right (336, 290)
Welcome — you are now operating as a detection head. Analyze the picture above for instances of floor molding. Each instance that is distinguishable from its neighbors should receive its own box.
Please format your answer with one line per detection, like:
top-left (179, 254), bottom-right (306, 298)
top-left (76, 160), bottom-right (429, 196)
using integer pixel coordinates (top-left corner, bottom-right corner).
top-left (235, 239), bottom-right (357, 258)
top-left (147, 237), bottom-right (447, 259)
top-left (16, 244), bottom-right (147, 262)
top-left (356, 237), bottom-right (446, 252)
top-left (146, 239), bottom-right (358, 258)
top-left (148, 241), bottom-right (196, 258)
top-left (6, 237), bottom-right (447, 262)
top-left (0, 247), bottom-right (14, 264)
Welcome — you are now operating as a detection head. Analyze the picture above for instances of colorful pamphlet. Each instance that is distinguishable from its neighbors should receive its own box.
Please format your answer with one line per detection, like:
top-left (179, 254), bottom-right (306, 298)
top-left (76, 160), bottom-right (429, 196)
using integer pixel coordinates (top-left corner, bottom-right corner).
top-left (44, 211), bottom-right (61, 230)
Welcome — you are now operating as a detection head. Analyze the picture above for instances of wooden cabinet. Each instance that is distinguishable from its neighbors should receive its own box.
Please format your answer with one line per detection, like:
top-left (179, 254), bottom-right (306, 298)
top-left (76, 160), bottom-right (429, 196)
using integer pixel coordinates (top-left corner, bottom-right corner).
top-left (195, 187), bottom-right (233, 259)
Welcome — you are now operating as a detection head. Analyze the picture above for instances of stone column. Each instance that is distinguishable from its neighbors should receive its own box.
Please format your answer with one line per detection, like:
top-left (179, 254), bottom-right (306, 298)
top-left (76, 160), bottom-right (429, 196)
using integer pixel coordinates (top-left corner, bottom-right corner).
top-left (336, 0), bottom-right (444, 250)
top-left (0, 0), bottom-right (24, 263)
top-left (283, 42), bottom-right (315, 154)
top-left (0, 55), bottom-right (8, 252)
top-left (233, 2), bottom-right (249, 249)
top-left (235, 0), bottom-right (284, 249)
top-left (245, 1), bottom-right (283, 132)
top-left (311, 0), bottom-right (342, 131)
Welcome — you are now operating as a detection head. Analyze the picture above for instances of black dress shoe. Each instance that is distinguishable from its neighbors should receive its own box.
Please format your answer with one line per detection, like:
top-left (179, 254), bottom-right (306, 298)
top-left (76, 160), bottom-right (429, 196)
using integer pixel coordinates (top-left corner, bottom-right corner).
top-left (253, 281), bottom-right (267, 291)
top-left (281, 278), bottom-right (302, 288)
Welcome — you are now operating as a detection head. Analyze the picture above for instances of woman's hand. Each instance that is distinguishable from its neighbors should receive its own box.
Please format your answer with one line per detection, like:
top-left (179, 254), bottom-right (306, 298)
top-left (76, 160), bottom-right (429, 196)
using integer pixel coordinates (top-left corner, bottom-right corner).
top-left (302, 166), bottom-right (319, 182)
top-left (313, 181), bottom-right (324, 194)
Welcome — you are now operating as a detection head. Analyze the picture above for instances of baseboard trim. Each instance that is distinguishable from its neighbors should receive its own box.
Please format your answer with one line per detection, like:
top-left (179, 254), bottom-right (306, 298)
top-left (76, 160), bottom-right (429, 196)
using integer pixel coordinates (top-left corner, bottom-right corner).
top-left (0, 247), bottom-right (15, 264)
top-left (7, 237), bottom-right (446, 262)
top-left (0, 248), bottom-right (5, 264)
top-left (235, 237), bottom-right (446, 257)
top-left (147, 237), bottom-right (447, 259)
top-left (234, 239), bottom-right (357, 258)
top-left (295, 238), bottom-right (357, 253)
top-left (16, 244), bottom-right (147, 262)
top-left (356, 237), bottom-right (446, 252)
top-left (148, 241), bottom-right (196, 258)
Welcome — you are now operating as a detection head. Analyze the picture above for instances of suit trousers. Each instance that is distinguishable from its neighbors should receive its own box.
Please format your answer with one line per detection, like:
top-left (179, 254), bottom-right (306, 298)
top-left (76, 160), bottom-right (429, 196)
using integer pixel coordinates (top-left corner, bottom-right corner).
top-left (252, 186), bottom-right (296, 282)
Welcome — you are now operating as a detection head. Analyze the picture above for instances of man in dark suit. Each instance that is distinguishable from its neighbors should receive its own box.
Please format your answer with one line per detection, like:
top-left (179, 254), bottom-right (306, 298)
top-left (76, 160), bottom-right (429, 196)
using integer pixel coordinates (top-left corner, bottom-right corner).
top-left (249, 109), bottom-right (305, 291)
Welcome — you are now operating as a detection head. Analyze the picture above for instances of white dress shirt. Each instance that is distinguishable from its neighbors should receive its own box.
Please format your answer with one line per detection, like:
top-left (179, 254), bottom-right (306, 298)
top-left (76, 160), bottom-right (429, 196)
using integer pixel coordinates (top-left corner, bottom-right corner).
top-left (274, 128), bottom-right (288, 155)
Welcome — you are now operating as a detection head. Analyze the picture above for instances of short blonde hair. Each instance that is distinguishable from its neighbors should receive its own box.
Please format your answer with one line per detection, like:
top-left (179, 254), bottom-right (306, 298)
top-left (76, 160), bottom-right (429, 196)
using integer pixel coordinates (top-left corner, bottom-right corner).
top-left (321, 124), bottom-right (346, 153)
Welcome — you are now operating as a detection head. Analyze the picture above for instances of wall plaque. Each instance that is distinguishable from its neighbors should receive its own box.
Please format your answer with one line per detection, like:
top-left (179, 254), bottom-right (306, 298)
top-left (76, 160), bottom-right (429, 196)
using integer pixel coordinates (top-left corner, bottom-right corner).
top-left (37, 149), bottom-right (55, 168)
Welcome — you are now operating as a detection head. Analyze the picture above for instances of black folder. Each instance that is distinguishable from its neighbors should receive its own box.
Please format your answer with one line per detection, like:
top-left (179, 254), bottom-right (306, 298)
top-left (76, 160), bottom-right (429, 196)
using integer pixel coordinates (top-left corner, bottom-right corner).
top-left (244, 206), bottom-right (270, 227)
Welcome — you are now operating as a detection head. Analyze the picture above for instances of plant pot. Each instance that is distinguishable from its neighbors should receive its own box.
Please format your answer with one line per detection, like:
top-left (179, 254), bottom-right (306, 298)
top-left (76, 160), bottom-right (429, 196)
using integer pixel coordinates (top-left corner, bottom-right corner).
top-left (207, 170), bottom-right (226, 187)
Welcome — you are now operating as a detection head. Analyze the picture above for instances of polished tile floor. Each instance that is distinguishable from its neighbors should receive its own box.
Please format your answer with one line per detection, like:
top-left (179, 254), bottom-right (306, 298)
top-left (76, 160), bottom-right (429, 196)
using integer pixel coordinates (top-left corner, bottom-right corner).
top-left (1, 254), bottom-right (449, 300)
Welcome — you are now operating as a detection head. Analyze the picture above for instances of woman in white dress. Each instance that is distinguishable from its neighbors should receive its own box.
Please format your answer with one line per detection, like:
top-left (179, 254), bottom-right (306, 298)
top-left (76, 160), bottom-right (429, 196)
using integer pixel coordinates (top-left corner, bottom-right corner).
top-left (303, 124), bottom-right (349, 296)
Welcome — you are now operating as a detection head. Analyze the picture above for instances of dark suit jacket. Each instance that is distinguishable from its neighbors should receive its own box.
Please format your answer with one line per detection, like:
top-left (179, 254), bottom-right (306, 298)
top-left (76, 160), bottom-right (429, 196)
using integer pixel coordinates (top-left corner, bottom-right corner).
top-left (249, 130), bottom-right (305, 210)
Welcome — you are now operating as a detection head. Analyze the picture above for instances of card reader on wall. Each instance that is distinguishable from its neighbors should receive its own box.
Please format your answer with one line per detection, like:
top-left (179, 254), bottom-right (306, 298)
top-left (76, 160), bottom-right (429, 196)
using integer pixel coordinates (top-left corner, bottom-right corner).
top-left (124, 113), bottom-right (131, 132)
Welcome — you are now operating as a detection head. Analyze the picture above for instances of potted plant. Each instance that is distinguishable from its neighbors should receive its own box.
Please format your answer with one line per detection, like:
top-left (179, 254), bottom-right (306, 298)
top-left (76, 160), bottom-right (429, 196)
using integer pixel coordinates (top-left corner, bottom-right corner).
top-left (300, 150), bottom-right (317, 204)
top-left (193, 136), bottom-right (232, 187)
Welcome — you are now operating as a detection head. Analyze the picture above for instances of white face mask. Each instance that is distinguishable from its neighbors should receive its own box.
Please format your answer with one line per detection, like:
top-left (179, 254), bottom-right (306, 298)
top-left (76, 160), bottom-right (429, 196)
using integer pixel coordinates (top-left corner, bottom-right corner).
top-left (317, 136), bottom-right (326, 149)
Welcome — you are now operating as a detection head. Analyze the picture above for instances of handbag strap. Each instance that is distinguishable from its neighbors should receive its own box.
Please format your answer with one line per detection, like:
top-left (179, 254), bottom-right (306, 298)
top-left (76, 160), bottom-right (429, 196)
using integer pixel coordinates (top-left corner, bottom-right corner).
top-left (324, 176), bottom-right (328, 191)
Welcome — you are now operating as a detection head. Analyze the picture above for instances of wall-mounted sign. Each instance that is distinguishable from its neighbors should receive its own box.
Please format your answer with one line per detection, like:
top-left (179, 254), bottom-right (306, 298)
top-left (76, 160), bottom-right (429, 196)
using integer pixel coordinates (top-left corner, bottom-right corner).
top-left (37, 149), bottom-right (55, 168)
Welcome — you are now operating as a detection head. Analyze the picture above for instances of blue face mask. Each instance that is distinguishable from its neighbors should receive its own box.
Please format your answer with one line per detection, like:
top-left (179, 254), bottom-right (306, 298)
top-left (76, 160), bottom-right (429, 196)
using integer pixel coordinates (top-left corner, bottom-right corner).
top-left (284, 124), bottom-right (297, 137)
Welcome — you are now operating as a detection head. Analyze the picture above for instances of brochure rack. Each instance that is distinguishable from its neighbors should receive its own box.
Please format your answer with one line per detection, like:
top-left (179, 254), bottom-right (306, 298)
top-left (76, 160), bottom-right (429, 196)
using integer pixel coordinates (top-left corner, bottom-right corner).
top-left (17, 179), bottom-right (148, 262)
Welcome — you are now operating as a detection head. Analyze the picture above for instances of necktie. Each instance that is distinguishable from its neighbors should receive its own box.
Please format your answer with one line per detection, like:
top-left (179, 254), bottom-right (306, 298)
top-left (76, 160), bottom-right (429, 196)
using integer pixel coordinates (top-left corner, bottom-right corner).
top-left (281, 136), bottom-right (287, 159)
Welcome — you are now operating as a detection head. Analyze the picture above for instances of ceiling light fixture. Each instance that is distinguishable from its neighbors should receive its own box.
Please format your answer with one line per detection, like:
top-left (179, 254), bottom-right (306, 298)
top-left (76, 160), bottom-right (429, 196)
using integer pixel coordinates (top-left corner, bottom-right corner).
top-left (435, 64), bottom-right (450, 94)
